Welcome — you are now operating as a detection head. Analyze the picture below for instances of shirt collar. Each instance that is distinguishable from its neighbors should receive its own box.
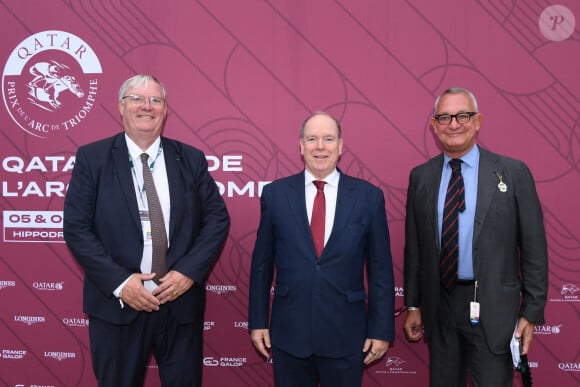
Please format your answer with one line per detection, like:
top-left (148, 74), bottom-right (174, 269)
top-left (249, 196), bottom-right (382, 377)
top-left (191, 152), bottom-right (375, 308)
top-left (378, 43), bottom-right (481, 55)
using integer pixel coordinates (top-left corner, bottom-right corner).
top-left (304, 168), bottom-right (340, 187)
top-left (444, 144), bottom-right (479, 170)
top-left (125, 134), bottom-right (162, 161)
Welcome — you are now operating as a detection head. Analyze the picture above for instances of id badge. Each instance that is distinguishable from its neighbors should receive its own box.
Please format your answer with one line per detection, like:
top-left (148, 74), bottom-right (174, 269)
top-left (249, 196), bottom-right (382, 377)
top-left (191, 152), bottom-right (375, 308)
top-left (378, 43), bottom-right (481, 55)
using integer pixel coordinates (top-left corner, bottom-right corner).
top-left (470, 301), bottom-right (480, 326)
top-left (140, 210), bottom-right (153, 245)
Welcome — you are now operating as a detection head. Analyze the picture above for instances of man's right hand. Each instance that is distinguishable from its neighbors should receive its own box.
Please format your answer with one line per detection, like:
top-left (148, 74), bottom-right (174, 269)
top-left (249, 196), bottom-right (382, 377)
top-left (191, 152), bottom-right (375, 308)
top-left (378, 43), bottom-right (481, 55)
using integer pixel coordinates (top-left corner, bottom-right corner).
top-left (403, 308), bottom-right (424, 342)
top-left (120, 273), bottom-right (161, 312)
top-left (250, 329), bottom-right (272, 359)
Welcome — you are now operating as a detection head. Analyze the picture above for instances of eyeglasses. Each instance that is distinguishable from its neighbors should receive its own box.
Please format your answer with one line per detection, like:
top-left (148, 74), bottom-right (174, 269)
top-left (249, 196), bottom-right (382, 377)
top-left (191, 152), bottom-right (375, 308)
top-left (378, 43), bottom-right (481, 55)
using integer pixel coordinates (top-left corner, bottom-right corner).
top-left (122, 94), bottom-right (165, 107)
top-left (434, 112), bottom-right (477, 125)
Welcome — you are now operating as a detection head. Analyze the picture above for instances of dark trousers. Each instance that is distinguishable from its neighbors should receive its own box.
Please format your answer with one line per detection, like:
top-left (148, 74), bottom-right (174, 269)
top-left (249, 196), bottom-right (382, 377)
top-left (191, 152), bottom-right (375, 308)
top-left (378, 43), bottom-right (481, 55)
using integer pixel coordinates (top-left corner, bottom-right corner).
top-left (429, 283), bottom-right (513, 387)
top-left (272, 346), bottom-right (365, 387)
top-left (89, 306), bottom-right (202, 387)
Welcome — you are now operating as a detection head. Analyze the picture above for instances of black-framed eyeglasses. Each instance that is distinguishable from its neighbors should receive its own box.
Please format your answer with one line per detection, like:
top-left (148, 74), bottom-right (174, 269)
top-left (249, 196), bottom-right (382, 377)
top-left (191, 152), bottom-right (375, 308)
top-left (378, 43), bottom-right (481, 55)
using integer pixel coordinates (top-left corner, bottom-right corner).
top-left (434, 112), bottom-right (477, 125)
top-left (122, 94), bottom-right (165, 107)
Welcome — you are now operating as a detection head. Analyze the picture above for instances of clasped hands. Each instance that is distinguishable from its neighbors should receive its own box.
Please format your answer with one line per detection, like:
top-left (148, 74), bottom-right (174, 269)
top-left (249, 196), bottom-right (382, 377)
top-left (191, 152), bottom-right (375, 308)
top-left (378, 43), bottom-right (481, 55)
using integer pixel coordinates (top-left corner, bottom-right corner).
top-left (120, 271), bottom-right (194, 312)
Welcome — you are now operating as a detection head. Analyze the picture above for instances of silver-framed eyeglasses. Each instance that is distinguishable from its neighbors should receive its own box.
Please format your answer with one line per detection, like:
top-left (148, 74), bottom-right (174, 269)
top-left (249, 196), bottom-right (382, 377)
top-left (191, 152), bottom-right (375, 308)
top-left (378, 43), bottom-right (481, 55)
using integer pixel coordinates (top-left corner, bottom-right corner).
top-left (434, 112), bottom-right (477, 125)
top-left (122, 94), bottom-right (166, 107)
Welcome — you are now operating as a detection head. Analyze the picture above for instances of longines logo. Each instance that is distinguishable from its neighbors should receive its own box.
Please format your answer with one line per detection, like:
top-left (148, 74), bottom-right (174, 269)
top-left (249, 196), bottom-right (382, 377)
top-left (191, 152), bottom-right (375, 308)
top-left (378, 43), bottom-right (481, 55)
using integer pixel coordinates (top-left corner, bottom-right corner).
top-left (206, 284), bottom-right (237, 295)
top-left (0, 280), bottom-right (16, 290)
top-left (14, 315), bottom-right (46, 326)
top-left (44, 351), bottom-right (76, 361)
top-left (2, 30), bottom-right (103, 138)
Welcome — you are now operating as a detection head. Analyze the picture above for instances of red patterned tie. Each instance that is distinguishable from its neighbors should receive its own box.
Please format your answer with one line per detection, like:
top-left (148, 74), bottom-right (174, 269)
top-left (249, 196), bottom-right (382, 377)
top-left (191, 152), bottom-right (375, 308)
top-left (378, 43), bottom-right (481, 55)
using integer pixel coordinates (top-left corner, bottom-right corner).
top-left (440, 159), bottom-right (465, 291)
top-left (311, 180), bottom-right (326, 257)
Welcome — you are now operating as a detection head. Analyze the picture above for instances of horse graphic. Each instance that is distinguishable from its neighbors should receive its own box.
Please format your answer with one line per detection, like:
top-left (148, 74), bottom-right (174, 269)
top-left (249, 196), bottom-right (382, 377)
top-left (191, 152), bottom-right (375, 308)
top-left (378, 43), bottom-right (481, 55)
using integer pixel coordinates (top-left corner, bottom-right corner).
top-left (26, 61), bottom-right (85, 111)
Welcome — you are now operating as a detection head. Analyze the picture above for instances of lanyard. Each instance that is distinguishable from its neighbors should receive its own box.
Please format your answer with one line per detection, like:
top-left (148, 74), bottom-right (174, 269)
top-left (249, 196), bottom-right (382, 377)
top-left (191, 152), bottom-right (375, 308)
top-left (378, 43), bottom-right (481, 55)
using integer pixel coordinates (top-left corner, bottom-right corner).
top-left (129, 144), bottom-right (163, 204)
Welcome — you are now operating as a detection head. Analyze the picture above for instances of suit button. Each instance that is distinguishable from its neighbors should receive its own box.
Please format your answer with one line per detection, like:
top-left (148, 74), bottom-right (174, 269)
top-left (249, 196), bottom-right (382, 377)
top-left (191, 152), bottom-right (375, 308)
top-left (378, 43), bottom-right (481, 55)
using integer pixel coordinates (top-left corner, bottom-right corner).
top-left (315, 265), bottom-right (321, 271)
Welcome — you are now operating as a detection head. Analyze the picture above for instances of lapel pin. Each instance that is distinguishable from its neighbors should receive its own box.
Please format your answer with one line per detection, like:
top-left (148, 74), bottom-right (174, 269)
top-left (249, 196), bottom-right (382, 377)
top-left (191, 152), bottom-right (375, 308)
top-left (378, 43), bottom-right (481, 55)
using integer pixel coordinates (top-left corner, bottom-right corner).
top-left (495, 171), bottom-right (507, 192)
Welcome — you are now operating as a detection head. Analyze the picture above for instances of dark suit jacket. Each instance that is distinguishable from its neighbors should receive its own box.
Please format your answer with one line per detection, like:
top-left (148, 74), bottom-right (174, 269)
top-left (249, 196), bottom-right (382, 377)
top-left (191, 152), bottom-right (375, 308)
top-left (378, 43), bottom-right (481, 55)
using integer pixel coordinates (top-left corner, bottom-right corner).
top-left (249, 171), bottom-right (395, 358)
top-left (64, 133), bottom-right (230, 325)
top-left (404, 147), bottom-right (548, 353)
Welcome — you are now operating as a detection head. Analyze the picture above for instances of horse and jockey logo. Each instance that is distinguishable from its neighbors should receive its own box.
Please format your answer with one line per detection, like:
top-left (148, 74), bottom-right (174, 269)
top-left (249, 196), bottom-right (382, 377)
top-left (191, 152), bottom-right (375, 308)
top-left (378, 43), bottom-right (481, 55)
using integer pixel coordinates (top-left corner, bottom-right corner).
top-left (2, 30), bottom-right (102, 138)
top-left (26, 61), bottom-right (85, 111)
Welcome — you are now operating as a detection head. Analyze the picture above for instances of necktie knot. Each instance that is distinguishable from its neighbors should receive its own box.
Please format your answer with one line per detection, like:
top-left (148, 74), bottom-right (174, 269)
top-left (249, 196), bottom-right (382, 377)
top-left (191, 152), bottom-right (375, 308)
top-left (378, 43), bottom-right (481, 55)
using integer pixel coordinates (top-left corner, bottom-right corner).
top-left (313, 180), bottom-right (326, 191)
top-left (450, 158), bottom-right (462, 172)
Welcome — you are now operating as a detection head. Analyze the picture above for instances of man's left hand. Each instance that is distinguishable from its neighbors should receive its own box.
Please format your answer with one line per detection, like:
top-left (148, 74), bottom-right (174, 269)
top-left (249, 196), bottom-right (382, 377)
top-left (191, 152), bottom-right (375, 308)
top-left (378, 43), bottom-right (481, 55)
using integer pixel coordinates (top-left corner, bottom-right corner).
top-left (362, 338), bottom-right (390, 365)
top-left (152, 270), bottom-right (194, 304)
top-left (515, 316), bottom-right (536, 355)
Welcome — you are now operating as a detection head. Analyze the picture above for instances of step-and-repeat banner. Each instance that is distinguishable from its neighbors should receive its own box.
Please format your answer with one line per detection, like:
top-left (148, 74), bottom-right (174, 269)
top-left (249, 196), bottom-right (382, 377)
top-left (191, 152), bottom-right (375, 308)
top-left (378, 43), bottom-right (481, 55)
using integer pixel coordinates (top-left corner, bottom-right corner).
top-left (1, 1), bottom-right (578, 386)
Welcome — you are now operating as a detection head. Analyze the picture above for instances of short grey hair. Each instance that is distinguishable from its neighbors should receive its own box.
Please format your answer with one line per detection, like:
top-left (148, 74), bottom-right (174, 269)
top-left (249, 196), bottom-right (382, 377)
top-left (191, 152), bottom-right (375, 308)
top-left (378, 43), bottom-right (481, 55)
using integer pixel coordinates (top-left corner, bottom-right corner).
top-left (434, 87), bottom-right (478, 114)
top-left (118, 74), bottom-right (166, 101)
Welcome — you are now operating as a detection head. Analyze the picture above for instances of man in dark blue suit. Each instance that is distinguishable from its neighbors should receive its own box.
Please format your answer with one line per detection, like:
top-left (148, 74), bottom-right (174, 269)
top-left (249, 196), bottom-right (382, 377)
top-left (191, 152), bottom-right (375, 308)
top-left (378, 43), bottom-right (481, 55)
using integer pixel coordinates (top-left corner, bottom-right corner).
top-left (64, 74), bottom-right (230, 386)
top-left (249, 112), bottom-right (395, 387)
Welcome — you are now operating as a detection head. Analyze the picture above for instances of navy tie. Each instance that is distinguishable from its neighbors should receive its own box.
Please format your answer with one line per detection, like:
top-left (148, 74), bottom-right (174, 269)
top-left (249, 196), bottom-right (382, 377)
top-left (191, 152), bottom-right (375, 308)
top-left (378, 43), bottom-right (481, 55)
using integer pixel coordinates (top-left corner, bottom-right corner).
top-left (440, 159), bottom-right (465, 291)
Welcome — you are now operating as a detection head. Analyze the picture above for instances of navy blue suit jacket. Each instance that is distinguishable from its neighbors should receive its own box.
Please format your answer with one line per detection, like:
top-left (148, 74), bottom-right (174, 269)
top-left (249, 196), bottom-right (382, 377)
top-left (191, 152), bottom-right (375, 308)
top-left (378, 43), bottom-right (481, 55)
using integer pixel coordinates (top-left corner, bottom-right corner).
top-left (249, 171), bottom-right (395, 358)
top-left (64, 133), bottom-right (230, 325)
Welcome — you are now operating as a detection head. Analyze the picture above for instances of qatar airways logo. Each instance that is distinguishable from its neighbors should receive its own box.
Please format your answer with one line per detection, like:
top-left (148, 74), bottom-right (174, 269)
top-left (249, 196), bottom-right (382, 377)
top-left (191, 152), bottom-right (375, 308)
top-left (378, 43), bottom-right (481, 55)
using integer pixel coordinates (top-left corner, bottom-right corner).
top-left (62, 317), bottom-right (89, 327)
top-left (534, 324), bottom-right (562, 335)
top-left (558, 362), bottom-right (580, 372)
top-left (33, 281), bottom-right (64, 291)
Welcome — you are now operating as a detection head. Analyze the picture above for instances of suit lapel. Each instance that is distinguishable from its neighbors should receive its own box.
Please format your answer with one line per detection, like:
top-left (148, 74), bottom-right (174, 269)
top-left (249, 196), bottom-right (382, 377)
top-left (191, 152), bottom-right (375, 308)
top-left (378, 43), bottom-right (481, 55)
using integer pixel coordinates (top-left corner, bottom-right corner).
top-left (286, 173), bottom-right (312, 245)
top-left (473, 148), bottom-right (501, 244)
top-left (111, 133), bottom-right (141, 231)
top-left (161, 138), bottom-right (182, 240)
top-left (327, 174), bottom-right (356, 251)
top-left (427, 155), bottom-right (444, 246)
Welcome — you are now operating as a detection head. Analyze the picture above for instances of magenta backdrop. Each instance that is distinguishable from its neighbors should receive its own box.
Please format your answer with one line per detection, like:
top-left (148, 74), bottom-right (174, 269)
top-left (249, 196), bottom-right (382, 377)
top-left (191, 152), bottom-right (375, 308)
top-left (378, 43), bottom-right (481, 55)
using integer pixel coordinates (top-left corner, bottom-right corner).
top-left (1, 1), bottom-right (579, 386)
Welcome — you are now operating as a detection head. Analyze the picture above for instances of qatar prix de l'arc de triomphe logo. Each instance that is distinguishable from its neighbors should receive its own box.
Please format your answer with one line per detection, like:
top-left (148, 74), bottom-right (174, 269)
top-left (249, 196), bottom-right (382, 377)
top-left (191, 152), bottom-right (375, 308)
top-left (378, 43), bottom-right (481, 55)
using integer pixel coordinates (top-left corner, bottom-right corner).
top-left (2, 30), bottom-right (103, 138)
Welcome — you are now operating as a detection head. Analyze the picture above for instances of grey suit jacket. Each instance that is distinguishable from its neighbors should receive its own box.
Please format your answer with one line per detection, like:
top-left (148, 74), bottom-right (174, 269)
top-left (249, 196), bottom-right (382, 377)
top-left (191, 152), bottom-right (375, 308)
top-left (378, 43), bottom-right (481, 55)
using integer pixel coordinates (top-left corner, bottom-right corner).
top-left (404, 146), bottom-right (548, 353)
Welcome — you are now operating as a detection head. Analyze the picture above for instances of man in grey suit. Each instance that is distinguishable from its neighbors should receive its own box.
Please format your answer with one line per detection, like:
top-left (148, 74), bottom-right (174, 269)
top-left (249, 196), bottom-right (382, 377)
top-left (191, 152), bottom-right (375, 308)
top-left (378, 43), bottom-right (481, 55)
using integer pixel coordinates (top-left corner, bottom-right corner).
top-left (249, 112), bottom-right (395, 387)
top-left (403, 87), bottom-right (548, 387)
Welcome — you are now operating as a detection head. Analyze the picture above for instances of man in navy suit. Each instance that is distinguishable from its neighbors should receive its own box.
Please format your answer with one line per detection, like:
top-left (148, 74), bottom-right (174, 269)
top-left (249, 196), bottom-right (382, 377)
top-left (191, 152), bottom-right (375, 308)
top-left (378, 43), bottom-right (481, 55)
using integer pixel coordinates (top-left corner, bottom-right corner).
top-left (64, 74), bottom-right (230, 387)
top-left (403, 87), bottom-right (548, 386)
top-left (249, 112), bottom-right (395, 387)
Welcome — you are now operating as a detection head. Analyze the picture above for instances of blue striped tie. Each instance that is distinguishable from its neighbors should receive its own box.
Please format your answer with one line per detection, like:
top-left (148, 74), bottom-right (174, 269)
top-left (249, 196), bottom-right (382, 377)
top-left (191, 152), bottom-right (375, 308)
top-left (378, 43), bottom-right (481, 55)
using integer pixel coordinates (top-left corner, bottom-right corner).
top-left (440, 159), bottom-right (465, 291)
